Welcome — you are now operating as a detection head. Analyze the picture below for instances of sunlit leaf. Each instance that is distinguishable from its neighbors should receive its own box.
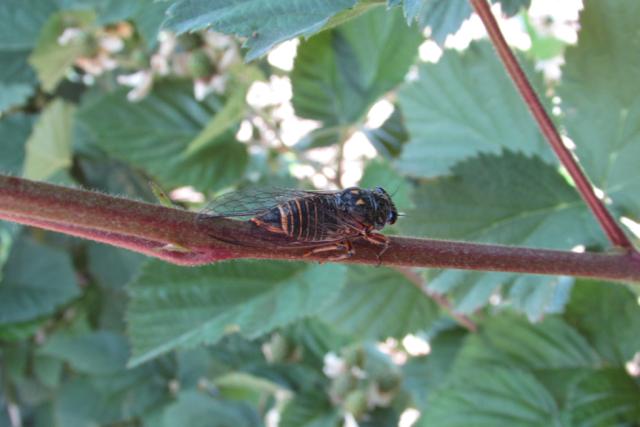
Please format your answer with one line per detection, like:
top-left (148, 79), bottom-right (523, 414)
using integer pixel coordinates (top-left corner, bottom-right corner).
top-left (23, 99), bottom-right (74, 181)
top-left (292, 7), bottom-right (421, 127)
top-left (559, 0), bottom-right (640, 218)
top-left (398, 42), bottom-right (552, 177)
top-left (165, 0), bottom-right (357, 61)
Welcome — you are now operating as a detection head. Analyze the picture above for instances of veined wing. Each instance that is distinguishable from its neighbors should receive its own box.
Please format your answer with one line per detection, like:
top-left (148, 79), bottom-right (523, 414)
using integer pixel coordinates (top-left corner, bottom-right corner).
top-left (197, 187), bottom-right (338, 219)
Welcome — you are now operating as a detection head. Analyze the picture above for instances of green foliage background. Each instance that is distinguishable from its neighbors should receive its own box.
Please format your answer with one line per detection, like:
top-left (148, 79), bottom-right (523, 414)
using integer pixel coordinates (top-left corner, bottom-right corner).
top-left (0, 0), bottom-right (639, 426)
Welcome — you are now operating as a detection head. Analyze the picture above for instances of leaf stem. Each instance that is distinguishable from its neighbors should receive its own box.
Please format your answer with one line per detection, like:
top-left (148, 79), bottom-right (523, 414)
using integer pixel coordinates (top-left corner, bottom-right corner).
top-left (1, 175), bottom-right (639, 283)
top-left (468, 0), bottom-right (634, 251)
top-left (393, 266), bottom-right (478, 332)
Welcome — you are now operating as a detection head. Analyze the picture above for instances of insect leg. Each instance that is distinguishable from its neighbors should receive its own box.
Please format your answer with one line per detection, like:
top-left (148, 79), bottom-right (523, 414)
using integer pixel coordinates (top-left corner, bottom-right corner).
top-left (362, 232), bottom-right (389, 264)
top-left (303, 239), bottom-right (354, 261)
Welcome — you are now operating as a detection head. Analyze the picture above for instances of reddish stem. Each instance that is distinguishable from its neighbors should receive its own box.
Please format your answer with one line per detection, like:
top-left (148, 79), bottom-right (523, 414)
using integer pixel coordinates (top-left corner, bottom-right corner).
top-left (468, 0), bottom-right (634, 251)
top-left (1, 175), bottom-right (639, 283)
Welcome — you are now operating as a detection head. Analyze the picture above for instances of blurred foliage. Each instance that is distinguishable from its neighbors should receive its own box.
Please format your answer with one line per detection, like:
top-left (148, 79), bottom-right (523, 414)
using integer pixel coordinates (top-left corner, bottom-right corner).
top-left (0, 0), bottom-right (639, 426)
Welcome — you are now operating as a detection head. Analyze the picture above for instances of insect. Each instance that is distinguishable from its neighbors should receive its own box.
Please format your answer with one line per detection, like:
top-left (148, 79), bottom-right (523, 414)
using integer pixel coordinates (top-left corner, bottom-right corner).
top-left (198, 187), bottom-right (399, 260)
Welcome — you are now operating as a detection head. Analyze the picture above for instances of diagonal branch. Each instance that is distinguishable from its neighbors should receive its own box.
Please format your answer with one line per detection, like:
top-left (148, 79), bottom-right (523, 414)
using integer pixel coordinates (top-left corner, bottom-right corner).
top-left (468, 0), bottom-right (635, 251)
top-left (1, 175), bottom-right (639, 283)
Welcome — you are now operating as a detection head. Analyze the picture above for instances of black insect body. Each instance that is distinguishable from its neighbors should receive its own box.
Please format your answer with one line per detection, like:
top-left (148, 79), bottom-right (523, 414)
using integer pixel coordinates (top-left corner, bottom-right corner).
top-left (200, 187), bottom-right (398, 260)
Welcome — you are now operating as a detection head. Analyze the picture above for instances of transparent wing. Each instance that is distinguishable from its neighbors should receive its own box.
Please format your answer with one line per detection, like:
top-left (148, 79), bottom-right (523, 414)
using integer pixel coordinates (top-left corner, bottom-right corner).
top-left (197, 187), bottom-right (338, 219)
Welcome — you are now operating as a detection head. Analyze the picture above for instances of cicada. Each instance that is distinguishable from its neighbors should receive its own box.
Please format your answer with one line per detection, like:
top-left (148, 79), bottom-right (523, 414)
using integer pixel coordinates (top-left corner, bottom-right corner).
top-left (198, 187), bottom-right (399, 260)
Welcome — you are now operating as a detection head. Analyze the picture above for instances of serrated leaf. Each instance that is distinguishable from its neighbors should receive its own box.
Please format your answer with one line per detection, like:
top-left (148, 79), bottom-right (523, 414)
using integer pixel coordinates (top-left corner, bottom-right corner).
top-left (456, 314), bottom-right (600, 371)
top-left (419, 366), bottom-right (562, 426)
top-left (292, 7), bottom-right (421, 127)
top-left (77, 80), bottom-right (248, 192)
top-left (566, 281), bottom-right (640, 365)
top-left (415, 0), bottom-right (472, 44)
top-left (163, 390), bottom-right (260, 427)
top-left (0, 237), bottom-right (79, 325)
top-left (398, 42), bottom-right (553, 177)
top-left (127, 260), bottom-right (347, 365)
top-left (0, 114), bottom-right (33, 174)
top-left (39, 331), bottom-right (129, 375)
top-left (23, 100), bottom-right (75, 181)
top-left (559, 0), bottom-right (640, 218)
top-left (397, 0), bottom-right (530, 44)
top-left (29, 10), bottom-right (96, 92)
top-left (318, 266), bottom-right (438, 340)
top-left (401, 152), bottom-right (602, 318)
top-left (362, 106), bottom-right (408, 159)
top-left (165, 0), bottom-right (357, 61)
top-left (566, 369), bottom-right (640, 427)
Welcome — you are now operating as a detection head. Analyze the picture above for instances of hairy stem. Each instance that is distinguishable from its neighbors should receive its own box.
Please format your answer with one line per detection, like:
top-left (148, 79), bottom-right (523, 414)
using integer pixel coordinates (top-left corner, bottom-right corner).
top-left (468, 0), bottom-right (634, 251)
top-left (1, 175), bottom-right (639, 283)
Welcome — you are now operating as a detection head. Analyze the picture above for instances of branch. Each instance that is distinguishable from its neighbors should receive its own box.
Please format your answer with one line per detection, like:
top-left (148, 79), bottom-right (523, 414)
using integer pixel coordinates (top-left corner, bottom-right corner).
top-left (468, 0), bottom-right (635, 251)
top-left (1, 175), bottom-right (639, 283)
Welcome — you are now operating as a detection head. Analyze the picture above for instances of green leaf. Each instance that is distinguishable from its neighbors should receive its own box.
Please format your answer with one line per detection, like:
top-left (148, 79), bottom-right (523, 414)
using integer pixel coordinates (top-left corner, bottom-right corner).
top-left (566, 280), bottom-right (640, 365)
top-left (559, 0), bottom-right (640, 218)
top-left (456, 314), bottom-right (600, 371)
top-left (23, 99), bottom-right (75, 181)
top-left (162, 390), bottom-right (260, 427)
top-left (403, 328), bottom-right (467, 408)
top-left (131, 0), bottom-right (168, 47)
top-left (280, 391), bottom-right (341, 427)
top-left (0, 114), bottom-right (33, 174)
top-left (292, 6), bottom-right (421, 126)
top-left (29, 10), bottom-right (96, 92)
top-left (39, 331), bottom-right (129, 375)
top-left (396, 0), bottom-right (529, 44)
top-left (362, 106), bottom-right (408, 159)
top-left (127, 260), bottom-right (347, 365)
top-left (401, 152), bottom-right (602, 317)
top-left (0, 0), bottom-right (58, 50)
top-left (318, 266), bottom-right (438, 340)
top-left (55, 368), bottom-right (169, 427)
top-left (398, 42), bottom-right (553, 177)
top-left (186, 64), bottom-right (262, 155)
top-left (78, 79), bottom-right (248, 192)
top-left (87, 244), bottom-right (145, 290)
top-left (419, 366), bottom-right (562, 426)
top-left (165, 0), bottom-right (358, 61)
top-left (566, 369), bottom-right (640, 427)
top-left (0, 237), bottom-right (79, 325)
top-left (0, 50), bottom-right (37, 113)
top-left (523, 13), bottom-right (565, 61)
top-left (359, 159), bottom-right (411, 213)
top-left (414, 0), bottom-right (472, 44)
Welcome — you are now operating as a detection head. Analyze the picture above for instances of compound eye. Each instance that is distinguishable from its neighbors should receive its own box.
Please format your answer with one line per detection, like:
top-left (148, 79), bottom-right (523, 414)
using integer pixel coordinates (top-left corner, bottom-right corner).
top-left (388, 210), bottom-right (398, 224)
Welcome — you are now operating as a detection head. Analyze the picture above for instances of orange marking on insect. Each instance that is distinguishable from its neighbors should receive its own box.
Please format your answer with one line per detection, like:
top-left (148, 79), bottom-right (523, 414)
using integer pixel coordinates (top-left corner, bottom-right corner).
top-left (355, 198), bottom-right (365, 205)
top-left (279, 205), bottom-right (288, 236)
top-left (350, 189), bottom-right (360, 195)
top-left (294, 199), bottom-right (303, 239)
top-left (251, 217), bottom-right (284, 234)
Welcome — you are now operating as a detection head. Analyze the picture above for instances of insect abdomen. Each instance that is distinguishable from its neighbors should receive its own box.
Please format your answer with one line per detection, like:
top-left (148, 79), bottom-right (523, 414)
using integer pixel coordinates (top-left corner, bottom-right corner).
top-left (252, 196), bottom-right (329, 241)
